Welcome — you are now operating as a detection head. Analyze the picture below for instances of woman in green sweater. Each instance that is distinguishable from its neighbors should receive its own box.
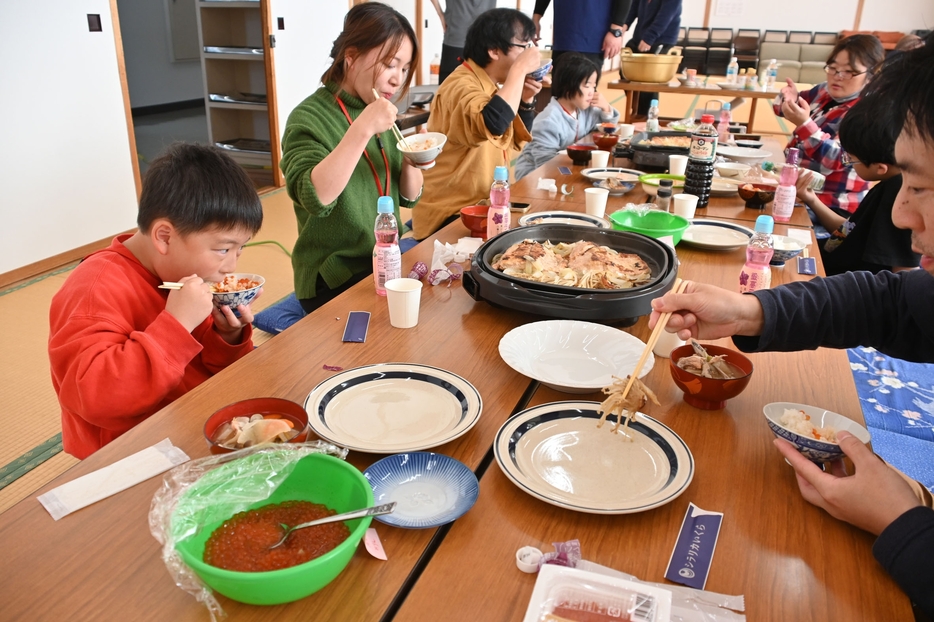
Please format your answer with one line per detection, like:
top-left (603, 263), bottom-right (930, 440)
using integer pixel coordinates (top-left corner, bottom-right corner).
top-left (280, 2), bottom-right (424, 313)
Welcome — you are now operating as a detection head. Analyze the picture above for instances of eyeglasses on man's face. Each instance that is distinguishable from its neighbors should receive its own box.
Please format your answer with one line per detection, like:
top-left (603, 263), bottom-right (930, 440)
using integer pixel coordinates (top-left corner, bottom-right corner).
top-left (507, 41), bottom-right (535, 50)
top-left (823, 65), bottom-right (867, 80)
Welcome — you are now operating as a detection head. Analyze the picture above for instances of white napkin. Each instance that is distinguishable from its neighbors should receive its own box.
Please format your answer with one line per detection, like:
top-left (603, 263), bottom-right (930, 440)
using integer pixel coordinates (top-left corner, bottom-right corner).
top-left (38, 438), bottom-right (190, 521)
top-left (455, 237), bottom-right (483, 256)
top-left (537, 177), bottom-right (557, 191)
top-left (784, 227), bottom-right (813, 246)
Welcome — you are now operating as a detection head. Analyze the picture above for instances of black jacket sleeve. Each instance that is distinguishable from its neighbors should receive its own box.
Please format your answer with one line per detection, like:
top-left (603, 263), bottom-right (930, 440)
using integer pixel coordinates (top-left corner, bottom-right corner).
top-left (482, 94), bottom-right (516, 137)
top-left (612, 0), bottom-right (633, 25)
top-left (732, 269), bottom-right (934, 363)
top-left (873, 506), bottom-right (934, 617)
top-left (533, 0), bottom-right (550, 16)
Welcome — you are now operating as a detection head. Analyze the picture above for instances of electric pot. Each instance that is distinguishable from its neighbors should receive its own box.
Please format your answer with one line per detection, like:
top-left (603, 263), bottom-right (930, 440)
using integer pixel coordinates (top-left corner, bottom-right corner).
top-left (616, 131), bottom-right (692, 171)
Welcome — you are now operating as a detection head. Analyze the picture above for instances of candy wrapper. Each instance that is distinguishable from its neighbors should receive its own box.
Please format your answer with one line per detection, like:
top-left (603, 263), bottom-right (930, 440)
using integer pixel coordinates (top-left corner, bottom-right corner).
top-left (408, 261), bottom-right (428, 280)
top-left (541, 539), bottom-right (582, 569)
top-left (428, 239), bottom-right (479, 286)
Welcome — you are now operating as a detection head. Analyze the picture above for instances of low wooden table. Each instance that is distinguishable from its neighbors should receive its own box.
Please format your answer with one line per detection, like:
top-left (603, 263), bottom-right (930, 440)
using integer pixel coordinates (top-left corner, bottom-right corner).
top-left (608, 79), bottom-right (782, 134)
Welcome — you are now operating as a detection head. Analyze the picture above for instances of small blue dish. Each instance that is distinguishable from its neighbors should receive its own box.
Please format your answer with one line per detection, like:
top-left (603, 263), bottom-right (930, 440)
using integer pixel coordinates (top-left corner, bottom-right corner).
top-left (363, 452), bottom-right (479, 529)
top-left (528, 59), bottom-right (552, 82)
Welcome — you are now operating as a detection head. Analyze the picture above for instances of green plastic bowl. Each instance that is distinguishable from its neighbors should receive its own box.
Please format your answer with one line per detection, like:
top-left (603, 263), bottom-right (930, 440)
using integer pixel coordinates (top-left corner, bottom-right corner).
top-left (609, 210), bottom-right (691, 245)
top-left (173, 452), bottom-right (374, 605)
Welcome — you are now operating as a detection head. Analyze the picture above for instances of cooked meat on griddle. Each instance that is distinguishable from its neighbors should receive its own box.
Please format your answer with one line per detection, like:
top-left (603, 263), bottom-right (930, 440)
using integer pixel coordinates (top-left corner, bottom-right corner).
top-left (491, 240), bottom-right (564, 273)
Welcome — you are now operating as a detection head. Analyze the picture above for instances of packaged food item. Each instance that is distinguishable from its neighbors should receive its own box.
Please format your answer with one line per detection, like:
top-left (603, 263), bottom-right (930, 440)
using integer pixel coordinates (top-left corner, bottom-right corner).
top-left (524, 565), bottom-right (673, 622)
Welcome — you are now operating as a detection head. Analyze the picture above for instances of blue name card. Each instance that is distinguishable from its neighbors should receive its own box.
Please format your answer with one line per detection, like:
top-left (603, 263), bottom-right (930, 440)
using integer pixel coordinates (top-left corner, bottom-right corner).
top-left (664, 503), bottom-right (724, 590)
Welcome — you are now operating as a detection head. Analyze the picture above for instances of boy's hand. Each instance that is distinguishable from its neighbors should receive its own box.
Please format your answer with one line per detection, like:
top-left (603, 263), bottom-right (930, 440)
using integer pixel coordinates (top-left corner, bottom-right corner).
top-left (795, 171), bottom-right (818, 205)
top-left (164, 275), bottom-right (213, 333)
top-left (212, 288), bottom-right (262, 344)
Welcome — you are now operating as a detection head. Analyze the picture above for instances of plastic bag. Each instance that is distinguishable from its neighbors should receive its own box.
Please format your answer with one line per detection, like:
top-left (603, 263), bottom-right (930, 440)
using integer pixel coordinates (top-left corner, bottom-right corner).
top-left (148, 441), bottom-right (348, 620)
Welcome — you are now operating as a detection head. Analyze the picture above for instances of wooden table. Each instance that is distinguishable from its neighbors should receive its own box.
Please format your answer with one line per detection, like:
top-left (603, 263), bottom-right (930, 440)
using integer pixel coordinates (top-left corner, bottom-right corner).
top-left (608, 79), bottom-right (782, 134)
top-left (510, 147), bottom-right (812, 229)
top-left (0, 158), bottom-right (910, 621)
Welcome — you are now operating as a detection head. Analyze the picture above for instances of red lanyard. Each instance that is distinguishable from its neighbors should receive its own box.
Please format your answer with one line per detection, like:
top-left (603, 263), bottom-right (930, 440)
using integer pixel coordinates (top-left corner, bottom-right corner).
top-left (559, 102), bottom-right (580, 143)
top-left (335, 95), bottom-right (391, 197)
top-left (462, 61), bottom-right (509, 166)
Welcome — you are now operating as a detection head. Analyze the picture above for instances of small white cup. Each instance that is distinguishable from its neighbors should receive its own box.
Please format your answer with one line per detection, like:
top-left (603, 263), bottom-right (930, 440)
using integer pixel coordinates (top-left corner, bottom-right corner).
top-left (669, 154), bottom-right (688, 176)
top-left (673, 193), bottom-right (699, 219)
top-left (590, 150), bottom-right (610, 169)
top-left (617, 123), bottom-right (635, 139)
top-left (653, 329), bottom-right (686, 358)
top-left (384, 278), bottom-right (423, 328)
top-left (584, 187), bottom-right (610, 218)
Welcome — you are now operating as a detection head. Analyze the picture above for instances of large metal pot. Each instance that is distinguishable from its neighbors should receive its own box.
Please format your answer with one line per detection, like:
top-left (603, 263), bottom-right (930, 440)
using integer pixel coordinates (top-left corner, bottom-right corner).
top-left (619, 47), bottom-right (682, 83)
top-left (462, 224), bottom-right (678, 323)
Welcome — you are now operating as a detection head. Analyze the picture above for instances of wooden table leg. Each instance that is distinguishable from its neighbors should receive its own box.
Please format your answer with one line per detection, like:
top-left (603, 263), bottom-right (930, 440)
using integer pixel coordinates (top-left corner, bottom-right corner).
top-left (626, 90), bottom-right (639, 123)
top-left (747, 99), bottom-right (758, 134)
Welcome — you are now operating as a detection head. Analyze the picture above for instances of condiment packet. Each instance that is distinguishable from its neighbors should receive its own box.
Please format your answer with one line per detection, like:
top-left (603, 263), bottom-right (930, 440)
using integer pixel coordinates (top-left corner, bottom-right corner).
top-left (664, 503), bottom-right (724, 590)
top-left (364, 527), bottom-right (388, 560)
top-left (537, 177), bottom-right (557, 191)
top-left (541, 539), bottom-right (582, 568)
top-left (38, 438), bottom-right (189, 520)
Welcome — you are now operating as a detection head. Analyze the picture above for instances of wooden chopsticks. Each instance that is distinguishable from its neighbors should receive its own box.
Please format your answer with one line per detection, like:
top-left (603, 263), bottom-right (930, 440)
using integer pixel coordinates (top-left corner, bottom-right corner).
top-left (158, 282), bottom-right (185, 290)
top-left (619, 277), bottom-right (689, 401)
top-left (372, 88), bottom-right (410, 149)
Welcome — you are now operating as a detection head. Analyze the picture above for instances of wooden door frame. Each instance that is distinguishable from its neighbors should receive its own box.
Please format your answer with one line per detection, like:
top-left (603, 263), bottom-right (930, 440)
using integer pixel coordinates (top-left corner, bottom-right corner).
top-left (261, 0), bottom-right (285, 187)
top-left (110, 0), bottom-right (142, 201)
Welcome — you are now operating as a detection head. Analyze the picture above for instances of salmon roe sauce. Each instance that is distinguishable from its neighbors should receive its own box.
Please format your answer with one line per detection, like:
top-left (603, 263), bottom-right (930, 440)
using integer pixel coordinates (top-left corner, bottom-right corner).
top-left (203, 500), bottom-right (350, 572)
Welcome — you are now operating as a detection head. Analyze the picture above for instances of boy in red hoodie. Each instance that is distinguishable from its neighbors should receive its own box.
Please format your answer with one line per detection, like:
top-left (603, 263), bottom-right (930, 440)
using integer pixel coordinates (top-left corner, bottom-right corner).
top-left (49, 143), bottom-right (264, 458)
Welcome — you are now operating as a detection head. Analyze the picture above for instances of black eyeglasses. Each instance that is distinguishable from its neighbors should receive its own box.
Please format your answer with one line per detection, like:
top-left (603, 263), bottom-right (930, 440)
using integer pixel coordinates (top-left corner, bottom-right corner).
top-left (507, 41), bottom-right (534, 50)
top-left (823, 65), bottom-right (867, 79)
top-left (841, 152), bottom-right (860, 166)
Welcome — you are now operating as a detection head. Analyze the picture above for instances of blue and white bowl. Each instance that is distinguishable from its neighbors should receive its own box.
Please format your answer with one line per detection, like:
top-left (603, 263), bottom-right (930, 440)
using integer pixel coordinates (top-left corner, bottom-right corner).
top-left (363, 452), bottom-right (479, 528)
top-left (528, 59), bottom-right (552, 81)
top-left (210, 273), bottom-right (264, 310)
top-left (769, 235), bottom-right (806, 266)
top-left (763, 402), bottom-right (871, 462)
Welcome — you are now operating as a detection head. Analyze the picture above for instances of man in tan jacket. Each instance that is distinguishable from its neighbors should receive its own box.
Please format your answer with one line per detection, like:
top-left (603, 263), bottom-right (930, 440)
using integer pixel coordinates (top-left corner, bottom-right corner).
top-left (413, 8), bottom-right (543, 240)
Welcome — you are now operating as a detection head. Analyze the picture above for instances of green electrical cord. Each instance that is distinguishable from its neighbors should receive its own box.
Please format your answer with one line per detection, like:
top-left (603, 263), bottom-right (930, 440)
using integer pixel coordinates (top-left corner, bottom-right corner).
top-left (244, 240), bottom-right (292, 258)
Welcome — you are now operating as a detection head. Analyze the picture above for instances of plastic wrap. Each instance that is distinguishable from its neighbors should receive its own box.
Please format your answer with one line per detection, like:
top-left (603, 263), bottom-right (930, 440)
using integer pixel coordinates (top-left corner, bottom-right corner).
top-left (148, 441), bottom-right (348, 620)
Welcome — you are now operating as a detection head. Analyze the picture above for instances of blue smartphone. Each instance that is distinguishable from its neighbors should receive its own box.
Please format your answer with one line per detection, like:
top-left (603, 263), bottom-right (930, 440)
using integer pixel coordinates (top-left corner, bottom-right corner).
top-left (342, 311), bottom-right (370, 343)
top-left (558, 166), bottom-right (572, 175)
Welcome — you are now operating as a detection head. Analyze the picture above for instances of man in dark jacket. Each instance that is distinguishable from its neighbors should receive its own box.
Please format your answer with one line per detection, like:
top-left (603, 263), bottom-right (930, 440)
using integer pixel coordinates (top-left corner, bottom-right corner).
top-left (622, 0), bottom-right (682, 115)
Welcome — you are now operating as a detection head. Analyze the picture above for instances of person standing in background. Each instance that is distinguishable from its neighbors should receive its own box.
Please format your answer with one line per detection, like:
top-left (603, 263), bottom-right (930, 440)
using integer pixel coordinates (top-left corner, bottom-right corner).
top-left (532, 0), bottom-right (632, 68)
top-left (622, 0), bottom-right (682, 116)
top-left (429, 0), bottom-right (496, 83)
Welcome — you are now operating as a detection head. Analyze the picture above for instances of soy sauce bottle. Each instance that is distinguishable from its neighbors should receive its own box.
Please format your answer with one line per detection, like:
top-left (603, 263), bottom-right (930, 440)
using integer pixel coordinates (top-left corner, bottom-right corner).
top-left (683, 114), bottom-right (718, 208)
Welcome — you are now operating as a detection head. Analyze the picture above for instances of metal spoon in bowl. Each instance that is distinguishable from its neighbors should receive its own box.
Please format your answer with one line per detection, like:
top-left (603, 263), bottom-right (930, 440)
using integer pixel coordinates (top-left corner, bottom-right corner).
top-left (269, 502), bottom-right (397, 549)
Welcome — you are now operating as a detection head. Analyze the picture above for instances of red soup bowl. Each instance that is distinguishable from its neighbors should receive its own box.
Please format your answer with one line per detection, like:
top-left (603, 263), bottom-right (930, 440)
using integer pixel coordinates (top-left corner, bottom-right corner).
top-left (592, 132), bottom-right (620, 151)
top-left (460, 205), bottom-right (490, 239)
top-left (669, 344), bottom-right (754, 410)
top-left (566, 144), bottom-right (597, 165)
top-left (204, 397), bottom-right (310, 454)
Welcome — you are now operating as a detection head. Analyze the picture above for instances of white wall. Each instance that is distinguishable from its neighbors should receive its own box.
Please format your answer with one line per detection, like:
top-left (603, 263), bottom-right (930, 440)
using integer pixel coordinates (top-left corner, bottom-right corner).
top-left (116, 0), bottom-right (204, 107)
top-left (859, 0), bottom-right (934, 32)
top-left (0, 0), bottom-right (138, 274)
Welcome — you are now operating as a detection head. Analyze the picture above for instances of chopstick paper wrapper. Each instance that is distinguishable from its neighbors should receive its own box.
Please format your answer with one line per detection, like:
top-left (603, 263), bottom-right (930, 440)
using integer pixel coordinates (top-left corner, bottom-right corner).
top-left (665, 502), bottom-right (724, 590)
top-left (38, 438), bottom-right (189, 521)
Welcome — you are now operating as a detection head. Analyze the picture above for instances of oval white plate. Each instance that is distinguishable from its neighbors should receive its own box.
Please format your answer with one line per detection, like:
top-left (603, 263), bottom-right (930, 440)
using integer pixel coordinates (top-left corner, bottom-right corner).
top-left (517, 211), bottom-right (610, 229)
top-left (499, 320), bottom-right (653, 393)
top-left (581, 167), bottom-right (644, 182)
top-left (680, 219), bottom-right (754, 250)
top-left (717, 146), bottom-right (772, 165)
top-left (710, 179), bottom-right (738, 196)
top-left (495, 401), bottom-right (694, 514)
top-left (304, 363), bottom-right (482, 453)
top-left (364, 452), bottom-right (479, 528)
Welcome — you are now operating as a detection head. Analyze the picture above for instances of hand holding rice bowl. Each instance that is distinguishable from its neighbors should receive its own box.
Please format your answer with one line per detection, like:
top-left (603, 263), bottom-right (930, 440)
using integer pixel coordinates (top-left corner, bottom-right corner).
top-left (763, 401), bottom-right (871, 462)
top-left (396, 132), bottom-right (447, 169)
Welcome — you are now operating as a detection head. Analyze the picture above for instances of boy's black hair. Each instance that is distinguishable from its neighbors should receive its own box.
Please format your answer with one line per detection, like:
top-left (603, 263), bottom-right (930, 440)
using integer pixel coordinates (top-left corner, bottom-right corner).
top-left (838, 93), bottom-right (896, 166)
top-left (463, 8), bottom-right (536, 68)
top-left (137, 143), bottom-right (263, 235)
top-left (862, 31), bottom-right (934, 146)
top-left (551, 53), bottom-right (600, 101)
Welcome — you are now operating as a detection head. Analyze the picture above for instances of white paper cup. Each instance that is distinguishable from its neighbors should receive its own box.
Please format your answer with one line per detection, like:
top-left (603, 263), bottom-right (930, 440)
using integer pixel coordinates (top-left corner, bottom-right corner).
top-left (584, 187), bottom-right (610, 218)
top-left (669, 154), bottom-right (688, 176)
top-left (673, 193), bottom-right (699, 219)
top-left (590, 150), bottom-right (610, 169)
top-left (384, 278), bottom-right (423, 328)
top-left (653, 329), bottom-right (686, 358)
top-left (617, 123), bottom-right (635, 139)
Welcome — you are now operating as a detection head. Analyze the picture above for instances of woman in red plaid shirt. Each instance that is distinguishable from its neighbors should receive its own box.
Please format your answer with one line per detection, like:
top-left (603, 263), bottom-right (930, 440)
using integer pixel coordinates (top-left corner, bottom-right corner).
top-left (772, 35), bottom-right (885, 221)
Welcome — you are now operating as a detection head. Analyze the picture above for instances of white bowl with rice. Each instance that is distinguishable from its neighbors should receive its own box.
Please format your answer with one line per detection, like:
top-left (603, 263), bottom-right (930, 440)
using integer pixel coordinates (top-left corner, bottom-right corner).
top-left (396, 132), bottom-right (447, 169)
top-left (763, 402), bottom-right (871, 462)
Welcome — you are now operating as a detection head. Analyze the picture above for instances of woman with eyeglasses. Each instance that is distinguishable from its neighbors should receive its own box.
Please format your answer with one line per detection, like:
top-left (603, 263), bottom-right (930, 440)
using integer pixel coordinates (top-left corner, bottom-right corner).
top-left (772, 34), bottom-right (885, 224)
top-left (279, 3), bottom-right (424, 314)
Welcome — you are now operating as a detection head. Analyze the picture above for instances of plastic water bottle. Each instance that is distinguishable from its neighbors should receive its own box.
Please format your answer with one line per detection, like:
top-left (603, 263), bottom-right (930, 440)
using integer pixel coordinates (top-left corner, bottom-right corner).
top-left (717, 103), bottom-right (732, 144)
top-left (429, 54), bottom-right (441, 85)
top-left (726, 57), bottom-right (739, 84)
top-left (683, 114), bottom-right (718, 208)
top-left (646, 99), bottom-right (660, 132)
top-left (739, 215), bottom-right (774, 293)
top-left (373, 196), bottom-right (401, 296)
top-left (772, 148), bottom-right (800, 223)
top-left (766, 59), bottom-right (778, 90)
top-left (487, 166), bottom-right (511, 238)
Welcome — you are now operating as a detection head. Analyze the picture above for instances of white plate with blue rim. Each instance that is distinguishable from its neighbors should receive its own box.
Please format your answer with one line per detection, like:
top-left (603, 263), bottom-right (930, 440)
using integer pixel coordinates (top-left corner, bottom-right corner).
top-left (494, 401), bottom-right (694, 514)
top-left (304, 363), bottom-right (482, 453)
top-left (680, 218), bottom-right (754, 251)
top-left (581, 167), bottom-right (644, 183)
top-left (363, 452), bottom-right (479, 528)
top-left (517, 211), bottom-right (610, 229)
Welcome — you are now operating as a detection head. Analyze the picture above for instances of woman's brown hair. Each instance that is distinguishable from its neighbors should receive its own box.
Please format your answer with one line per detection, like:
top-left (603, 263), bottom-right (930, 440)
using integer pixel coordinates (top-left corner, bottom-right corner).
top-left (826, 34), bottom-right (886, 78)
top-left (322, 2), bottom-right (418, 99)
